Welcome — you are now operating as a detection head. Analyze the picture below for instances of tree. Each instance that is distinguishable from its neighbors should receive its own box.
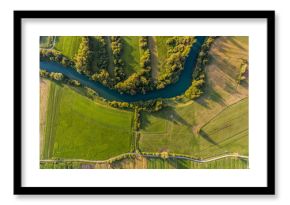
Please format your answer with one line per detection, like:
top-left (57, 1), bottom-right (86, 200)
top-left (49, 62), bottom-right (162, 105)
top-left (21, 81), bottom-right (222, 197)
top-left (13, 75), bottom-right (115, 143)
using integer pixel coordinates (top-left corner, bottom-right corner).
top-left (160, 152), bottom-right (169, 159)
top-left (91, 36), bottom-right (110, 70)
top-left (85, 87), bottom-right (96, 99)
top-left (184, 79), bottom-right (204, 100)
top-left (157, 36), bottom-right (195, 89)
top-left (49, 72), bottom-right (63, 81)
top-left (74, 37), bottom-right (91, 74)
top-left (68, 79), bottom-right (80, 86)
top-left (40, 69), bottom-right (48, 77)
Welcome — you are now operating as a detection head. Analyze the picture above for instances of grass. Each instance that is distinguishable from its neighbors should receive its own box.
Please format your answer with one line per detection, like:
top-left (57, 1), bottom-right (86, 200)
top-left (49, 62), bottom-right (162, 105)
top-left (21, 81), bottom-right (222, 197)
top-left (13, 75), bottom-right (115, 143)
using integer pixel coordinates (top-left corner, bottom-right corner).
top-left (146, 157), bottom-right (248, 169)
top-left (139, 36), bottom-right (249, 160)
top-left (42, 82), bottom-right (63, 159)
top-left (121, 36), bottom-right (141, 74)
top-left (140, 98), bottom-right (248, 159)
top-left (54, 36), bottom-right (82, 60)
top-left (200, 98), bottom-right (248, 156)
top-left (155, 36), bottom-right (172, 73)
top-left (104, 36), bottom-right (115, 74)
top-left (42, 81), bottom-right (133, 161)
top-left (140, 105), bottom-right (199, 156)
top-left (40, 36), bottom-right (249, 169)
top-left (106, 156), bottom-right (248, 169)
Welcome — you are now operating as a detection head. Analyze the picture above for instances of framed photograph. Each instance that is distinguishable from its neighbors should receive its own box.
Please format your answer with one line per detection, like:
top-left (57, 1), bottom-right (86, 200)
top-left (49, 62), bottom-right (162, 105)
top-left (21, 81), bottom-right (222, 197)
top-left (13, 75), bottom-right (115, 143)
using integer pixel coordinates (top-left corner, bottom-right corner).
top-left (14, 10), bottom-right (275, 195)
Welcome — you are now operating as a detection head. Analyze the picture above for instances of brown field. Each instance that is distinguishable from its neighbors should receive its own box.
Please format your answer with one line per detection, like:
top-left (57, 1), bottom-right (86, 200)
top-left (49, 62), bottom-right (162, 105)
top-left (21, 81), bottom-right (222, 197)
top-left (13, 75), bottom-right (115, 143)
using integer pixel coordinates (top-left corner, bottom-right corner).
top-left (193, 36), bottom-right (249, 132)
top-left (40, 78), bottom-right (50, 158)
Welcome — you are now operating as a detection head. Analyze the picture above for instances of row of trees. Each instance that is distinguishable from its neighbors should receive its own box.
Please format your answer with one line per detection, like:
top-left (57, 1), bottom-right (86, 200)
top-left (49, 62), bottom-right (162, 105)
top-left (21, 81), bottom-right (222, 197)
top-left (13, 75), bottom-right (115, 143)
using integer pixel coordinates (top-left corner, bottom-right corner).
top-left (74, 37), bottom-right (93, 75)
top-left (156, 36), bottom-right (195, 89)
top-left (91, 36), bottom-right (110, 71)
top-left (108, 98), bottom-right (164, 113)
top-left (91, 69), bottom-right (114, 87)
top-left (68, 79), bottom-right (81, 86)
top-left (114, 36), bottom-right (153, 95)
top-left (133, 108), bottom-right (141, 131)
top-left (40, 69), bottom-right (64, 81)
top-left (184, 37), bottom-right (217, 100)
top-left (40, 49), bottom-right (73, 67)
top-left (135, 99), bottom-right (164, 112)
top-left (108, 101), bottom-right (130, 109)
top-left (236, 59), bottom-right (248, 85)
top-left (111, 36), bottom-right (127, 82)
top-left (85, 87), bottom-right (97, 99)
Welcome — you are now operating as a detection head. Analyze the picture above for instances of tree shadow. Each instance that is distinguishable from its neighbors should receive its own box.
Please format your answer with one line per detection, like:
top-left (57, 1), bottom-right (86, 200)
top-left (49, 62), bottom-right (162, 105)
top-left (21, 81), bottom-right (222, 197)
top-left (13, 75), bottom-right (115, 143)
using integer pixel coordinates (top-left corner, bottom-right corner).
top-left (208, 54), bottom-right (238, 79)
top-left (195, 96), bottom-right (210, 108)
top-left (224, 82), bottom-right (239, 94)
top-left (199, 129), bottom-right (219, 146)
top-left (121, 37), bottom-right (139, 74)
top-left (239, 158), bottom-right (249, 168)
top-left (141, 112), bottom-right (151, 130)
top-left (226, 37), bottom-right (247, 52)
top-left (195, 81), bottom-right (226, 108)
top-left (141, 107), bottom-right (191, 130)
top-left (164, 158), bottom-right (190, 169)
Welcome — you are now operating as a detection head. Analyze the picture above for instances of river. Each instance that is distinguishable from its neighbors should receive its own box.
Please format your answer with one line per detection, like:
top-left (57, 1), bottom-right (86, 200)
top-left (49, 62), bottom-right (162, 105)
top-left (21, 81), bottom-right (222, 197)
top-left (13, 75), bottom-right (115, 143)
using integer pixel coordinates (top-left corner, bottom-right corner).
top-left (40, 36), bottom-right (205, 102)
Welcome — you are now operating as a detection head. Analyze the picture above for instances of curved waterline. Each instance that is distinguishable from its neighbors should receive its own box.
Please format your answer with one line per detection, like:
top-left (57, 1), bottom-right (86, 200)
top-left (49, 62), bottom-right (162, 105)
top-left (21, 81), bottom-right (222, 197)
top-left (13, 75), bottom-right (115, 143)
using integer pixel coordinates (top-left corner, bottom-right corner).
top-left (40, 36), bottom-right (206, 102)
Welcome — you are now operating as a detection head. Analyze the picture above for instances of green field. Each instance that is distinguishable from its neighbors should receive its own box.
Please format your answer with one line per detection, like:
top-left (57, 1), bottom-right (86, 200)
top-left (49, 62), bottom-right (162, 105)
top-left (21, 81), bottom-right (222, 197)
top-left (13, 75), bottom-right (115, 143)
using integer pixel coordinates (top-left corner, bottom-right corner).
top-left (54, 36), bottom-right (82, 60)
top-left (155, 36), bottom-right (174, 74)
top-left (40, 36), bottom-right (53, 48)
top-left (140, 104), bottom-right (199, 156)
top-left (140, 98), bottom-right (248, 158)
top-left (200, 98), bottom-right (248, 156)
top-left (42, 81), bottom-right (133, 160)
top-left (40, 36), bottom-right (249, 169)
top-left (121, 36), bottom-right (141, 74)
top-left (42, 82), bottom-right (63, 159)
top-left (146, 157), bottom-right (248, 169)
top-left (108, 156), bottom-right (248, 169)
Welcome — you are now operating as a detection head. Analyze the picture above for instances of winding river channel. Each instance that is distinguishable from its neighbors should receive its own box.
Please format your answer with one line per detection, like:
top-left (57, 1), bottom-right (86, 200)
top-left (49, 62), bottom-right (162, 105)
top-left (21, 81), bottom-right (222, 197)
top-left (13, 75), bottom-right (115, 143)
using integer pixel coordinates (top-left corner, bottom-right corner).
top-left (40, 36), bottom-right (205, 102)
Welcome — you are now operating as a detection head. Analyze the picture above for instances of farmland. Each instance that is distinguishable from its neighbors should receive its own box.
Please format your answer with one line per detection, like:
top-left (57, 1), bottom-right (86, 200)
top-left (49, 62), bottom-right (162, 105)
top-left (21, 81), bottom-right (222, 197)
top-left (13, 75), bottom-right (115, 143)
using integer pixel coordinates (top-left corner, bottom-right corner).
top-left (40, 79), bottom-right (50, 159)
top-left (139, 98), bottom-right (248, 158)
top-left (41, 81), bottom-right (133, 160)
top-left (54, 36), bottom-right (82, 60)
top-left (40, 36), bottom-right (249, 169)
top-left (139, 36), bottom-right (249, 159)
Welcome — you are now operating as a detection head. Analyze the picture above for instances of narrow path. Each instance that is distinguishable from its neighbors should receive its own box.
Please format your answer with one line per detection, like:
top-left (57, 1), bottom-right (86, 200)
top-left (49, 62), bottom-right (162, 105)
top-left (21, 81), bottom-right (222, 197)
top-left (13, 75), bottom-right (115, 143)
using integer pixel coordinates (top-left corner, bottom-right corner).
top-left (104, 36), bottom-right (115, 75)
top-left (40, 152), bottom-right (248, 164)
top-left (148, 36), bottom-right (159, 81)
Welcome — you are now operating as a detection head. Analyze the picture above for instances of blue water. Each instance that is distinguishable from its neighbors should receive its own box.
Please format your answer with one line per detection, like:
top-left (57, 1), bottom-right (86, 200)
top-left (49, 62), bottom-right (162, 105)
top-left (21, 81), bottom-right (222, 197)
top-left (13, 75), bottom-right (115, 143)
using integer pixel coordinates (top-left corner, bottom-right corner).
top-left (40, 36), bottom-right (205, 102)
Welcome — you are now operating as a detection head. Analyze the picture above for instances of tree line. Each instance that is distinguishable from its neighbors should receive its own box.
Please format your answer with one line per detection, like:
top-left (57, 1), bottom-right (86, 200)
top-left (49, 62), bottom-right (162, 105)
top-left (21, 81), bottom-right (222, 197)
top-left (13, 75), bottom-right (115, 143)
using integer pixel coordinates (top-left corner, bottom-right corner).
top-left (184, 37), bottom-right (217, 100)
top-left (40, 69), bottom-right (64, 81)
top-left (114, 36), bottom-right (154, 95)
top-left (40, 49), bottom-right (73, 67)
top-left (156, 36), bottom-right (195, 89)
top-left (111, 36), bottom-right (127, 82)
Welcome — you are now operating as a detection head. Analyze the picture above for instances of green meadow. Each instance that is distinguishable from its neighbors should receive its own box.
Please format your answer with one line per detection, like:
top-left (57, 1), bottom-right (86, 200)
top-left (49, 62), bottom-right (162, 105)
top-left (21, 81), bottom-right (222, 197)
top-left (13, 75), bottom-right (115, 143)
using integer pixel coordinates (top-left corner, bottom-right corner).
top-left (121, 36), bottom-right (141, 74)
top-left (42, 81), bottom-right (133, 160)
top-left (139, 98), bottom-right (248, 159)
top-left (54, 36), bottom-right (82, 60)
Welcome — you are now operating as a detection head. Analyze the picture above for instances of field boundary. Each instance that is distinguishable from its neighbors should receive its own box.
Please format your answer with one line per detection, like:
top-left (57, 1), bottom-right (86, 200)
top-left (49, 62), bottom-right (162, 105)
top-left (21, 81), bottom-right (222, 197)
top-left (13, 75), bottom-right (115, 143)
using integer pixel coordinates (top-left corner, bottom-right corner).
top-left (40, 152), bottom-right (248, 164)
top-left (199, 97), bottom-right (248, 132)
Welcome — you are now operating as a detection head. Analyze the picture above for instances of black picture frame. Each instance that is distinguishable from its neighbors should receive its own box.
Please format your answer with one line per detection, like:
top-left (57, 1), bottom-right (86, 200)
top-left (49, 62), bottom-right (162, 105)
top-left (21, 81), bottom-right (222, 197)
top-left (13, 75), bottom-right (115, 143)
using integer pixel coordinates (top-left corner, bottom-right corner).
top-left (14, 10), bottom-right (275, 195)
